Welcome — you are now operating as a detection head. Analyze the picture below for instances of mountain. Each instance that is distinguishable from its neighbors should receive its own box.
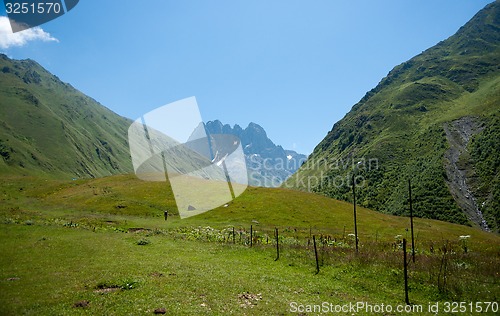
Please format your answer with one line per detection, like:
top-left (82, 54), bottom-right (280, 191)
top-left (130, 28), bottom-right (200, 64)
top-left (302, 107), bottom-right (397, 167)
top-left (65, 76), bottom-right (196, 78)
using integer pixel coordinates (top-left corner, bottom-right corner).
top-left (0, 54), bottom-right (133, 178)
top-left (0, 54), bottom-right (306, 187)
top-left (205, 120), bottom-right (307, 187)
top-left (286, 2), bottom-right (500, 232)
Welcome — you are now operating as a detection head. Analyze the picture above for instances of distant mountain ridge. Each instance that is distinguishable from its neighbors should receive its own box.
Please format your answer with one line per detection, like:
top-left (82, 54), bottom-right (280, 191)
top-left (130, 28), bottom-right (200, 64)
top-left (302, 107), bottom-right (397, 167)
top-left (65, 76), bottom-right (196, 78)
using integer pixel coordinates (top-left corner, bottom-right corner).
top-left (286, 1), bottom-right (500, 231)
top-left (205, 120), bottom-right (307, 187)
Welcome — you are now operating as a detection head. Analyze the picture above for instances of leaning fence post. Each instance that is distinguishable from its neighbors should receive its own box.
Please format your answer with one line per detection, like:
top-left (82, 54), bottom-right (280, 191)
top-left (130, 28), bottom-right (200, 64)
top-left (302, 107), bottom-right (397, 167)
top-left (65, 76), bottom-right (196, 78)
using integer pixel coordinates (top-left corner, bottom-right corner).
top-left (313, 235), bottom-right (320, 274)
top-left (403, 238), bottom-right (410, 305)
top-left (274, 227), bottom-right (279, 261)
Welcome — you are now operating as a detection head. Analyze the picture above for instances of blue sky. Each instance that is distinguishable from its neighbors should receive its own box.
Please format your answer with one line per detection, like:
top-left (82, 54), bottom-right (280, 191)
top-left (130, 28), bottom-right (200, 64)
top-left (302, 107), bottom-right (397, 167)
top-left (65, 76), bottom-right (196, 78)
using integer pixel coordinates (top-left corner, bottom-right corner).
top-left (0, 0), bottom-right (493, 154)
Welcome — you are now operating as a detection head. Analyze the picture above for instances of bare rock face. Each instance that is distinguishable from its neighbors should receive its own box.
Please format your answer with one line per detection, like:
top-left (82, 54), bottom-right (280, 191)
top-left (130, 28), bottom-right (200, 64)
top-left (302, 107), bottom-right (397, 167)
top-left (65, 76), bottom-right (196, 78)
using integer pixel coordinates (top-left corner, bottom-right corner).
top-left (443, 116), bottom-right (489, 231)
top-left (205, 120), bottom-right (307, 187)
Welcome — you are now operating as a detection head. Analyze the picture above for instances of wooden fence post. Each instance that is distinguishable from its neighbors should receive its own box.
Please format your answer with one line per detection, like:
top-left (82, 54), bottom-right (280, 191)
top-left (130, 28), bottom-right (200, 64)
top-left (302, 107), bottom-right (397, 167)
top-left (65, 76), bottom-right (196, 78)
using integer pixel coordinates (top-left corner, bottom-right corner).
top-left (313, 235), bottom-right (320, 274)
top-left (403, 238), bottom-right (410, 305)
top-left (250, 225), bottom-right (253, 247)
top-left (274, 227), bottom-right (279, 261)
top-left (409, 179), bottom-right (415, 263)
top-left (352, 174), bottom-right (359, 253)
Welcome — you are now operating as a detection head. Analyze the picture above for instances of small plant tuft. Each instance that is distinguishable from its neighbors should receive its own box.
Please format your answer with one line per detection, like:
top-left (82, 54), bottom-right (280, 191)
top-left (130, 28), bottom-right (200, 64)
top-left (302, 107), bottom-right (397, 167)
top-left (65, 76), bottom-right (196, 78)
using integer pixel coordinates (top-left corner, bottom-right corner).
top-left (136, 238), bottom-right (151, 246)
top-left (95, 279), bottom-right (139, 291)
top-left (3, 218), bottom-right (15, 224)
top-left (73, 300), bottom-right (89, 308)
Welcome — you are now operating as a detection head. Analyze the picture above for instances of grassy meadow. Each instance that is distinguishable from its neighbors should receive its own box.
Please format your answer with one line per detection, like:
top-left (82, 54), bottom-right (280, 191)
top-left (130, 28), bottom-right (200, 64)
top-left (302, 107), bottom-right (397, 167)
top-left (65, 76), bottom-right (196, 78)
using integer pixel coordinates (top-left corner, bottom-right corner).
top-left (0, 174), bottom-right (498, 315)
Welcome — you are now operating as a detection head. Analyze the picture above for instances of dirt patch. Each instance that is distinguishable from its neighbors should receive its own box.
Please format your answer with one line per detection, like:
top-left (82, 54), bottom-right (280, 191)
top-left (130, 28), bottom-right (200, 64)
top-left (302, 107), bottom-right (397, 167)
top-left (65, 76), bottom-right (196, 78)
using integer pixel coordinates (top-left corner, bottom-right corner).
top-left (6, 277), bottom-right (20, 281)
top-left (73, 300), bottom-right (89, 308)
top-left (128, 227), bottom-right (150, 233)
top-left (238, 292), bottom-right (262, 308)
top-left (443, 116), bottom-right (489, 231)
top-left (153, 307), bottom-right (167, 314)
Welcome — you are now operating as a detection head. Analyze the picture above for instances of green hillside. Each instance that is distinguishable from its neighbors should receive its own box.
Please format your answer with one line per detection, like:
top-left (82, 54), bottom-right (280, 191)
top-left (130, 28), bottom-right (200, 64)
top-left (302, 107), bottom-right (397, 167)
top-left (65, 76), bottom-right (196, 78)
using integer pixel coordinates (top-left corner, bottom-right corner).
top-left (1, 173), bottom-right (492, 241)
top-left (286, 2), bottom-right (500, 232)
top-left (1, 173), bottom-right (498, 259)
top-left (0, 54), bottom-right (133, 178)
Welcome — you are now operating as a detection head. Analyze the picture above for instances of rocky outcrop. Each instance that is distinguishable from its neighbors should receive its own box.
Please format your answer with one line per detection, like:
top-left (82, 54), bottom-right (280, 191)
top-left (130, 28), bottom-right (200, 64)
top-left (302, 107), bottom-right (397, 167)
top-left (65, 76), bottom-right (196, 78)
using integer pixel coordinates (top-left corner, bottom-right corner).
top-left (444, 116), bottom-right (489, 231)
top-left (205, 120), bottom-right (307, 187)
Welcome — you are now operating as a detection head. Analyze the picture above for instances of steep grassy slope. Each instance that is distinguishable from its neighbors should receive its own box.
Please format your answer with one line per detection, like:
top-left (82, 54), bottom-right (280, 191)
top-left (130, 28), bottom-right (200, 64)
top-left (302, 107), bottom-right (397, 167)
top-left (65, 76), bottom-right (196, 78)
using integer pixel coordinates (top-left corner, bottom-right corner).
top-left (0, 54), bottom-right (133, 178)
top-left (286, 2), bottom-right (500, 231)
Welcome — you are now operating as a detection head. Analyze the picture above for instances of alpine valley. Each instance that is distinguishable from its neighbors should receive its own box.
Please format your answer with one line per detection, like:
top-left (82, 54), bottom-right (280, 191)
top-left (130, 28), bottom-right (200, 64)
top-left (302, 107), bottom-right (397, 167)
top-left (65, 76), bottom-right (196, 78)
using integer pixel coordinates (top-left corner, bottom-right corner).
top-left (1, 3), bottom-right (499, 314)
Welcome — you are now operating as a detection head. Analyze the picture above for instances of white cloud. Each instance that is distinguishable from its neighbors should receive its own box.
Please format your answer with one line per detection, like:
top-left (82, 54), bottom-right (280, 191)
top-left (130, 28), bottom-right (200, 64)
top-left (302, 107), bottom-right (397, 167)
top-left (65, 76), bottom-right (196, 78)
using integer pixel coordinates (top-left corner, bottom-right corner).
top-left (0, 16), bottom-right (58, 50)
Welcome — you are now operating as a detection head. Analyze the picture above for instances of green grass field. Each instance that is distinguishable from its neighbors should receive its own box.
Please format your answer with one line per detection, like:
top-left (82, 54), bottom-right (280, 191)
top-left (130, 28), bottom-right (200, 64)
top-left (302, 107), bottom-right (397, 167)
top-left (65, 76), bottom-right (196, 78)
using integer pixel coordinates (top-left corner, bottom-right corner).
top-left (0, 174), bottom-right (498, 315)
